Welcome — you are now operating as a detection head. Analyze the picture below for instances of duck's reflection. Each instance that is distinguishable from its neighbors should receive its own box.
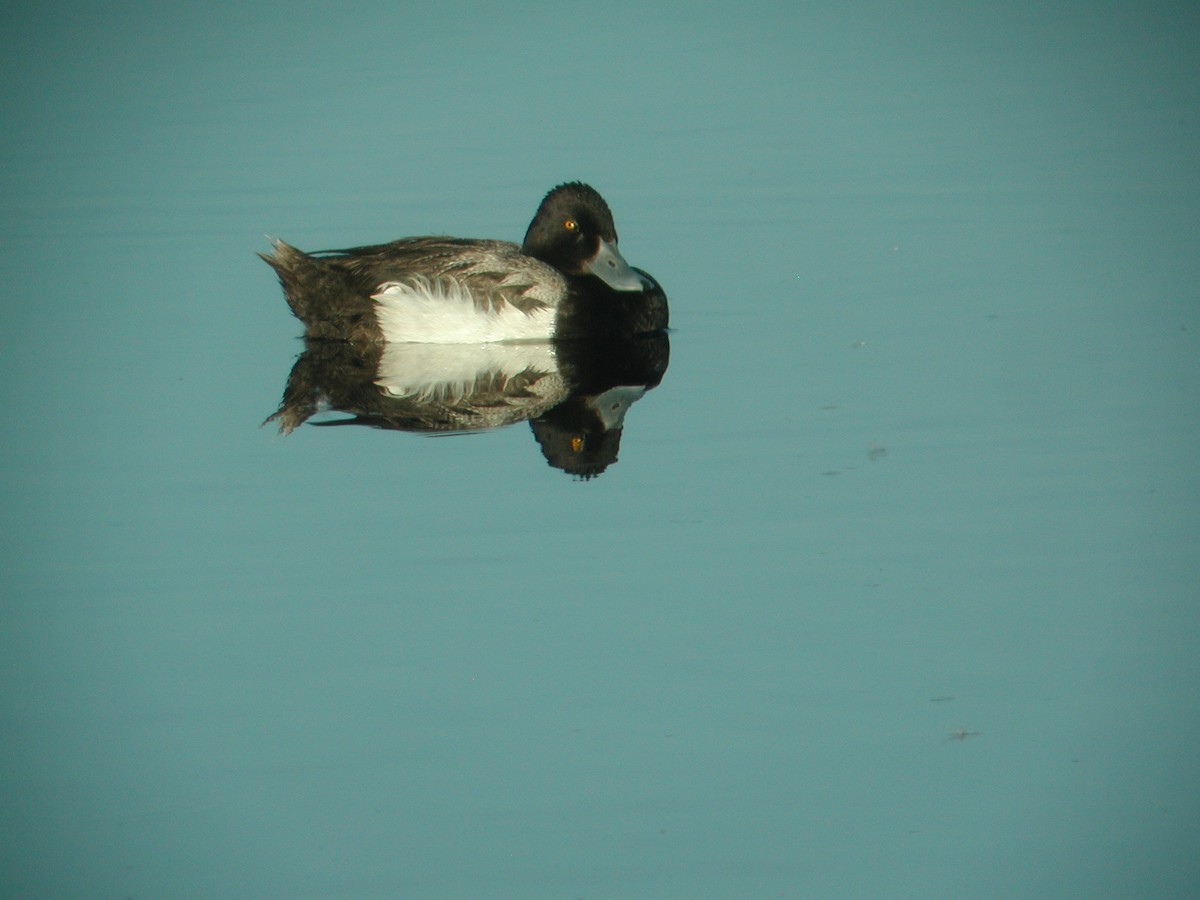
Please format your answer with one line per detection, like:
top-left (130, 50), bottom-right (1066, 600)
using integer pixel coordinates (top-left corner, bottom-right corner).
top-left (266, 334), bottom-right (669, 478)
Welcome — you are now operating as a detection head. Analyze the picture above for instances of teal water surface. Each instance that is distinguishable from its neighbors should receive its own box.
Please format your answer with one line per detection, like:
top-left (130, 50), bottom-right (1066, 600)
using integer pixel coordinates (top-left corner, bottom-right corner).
top-left (2, 2), bottom-right (1198, 897)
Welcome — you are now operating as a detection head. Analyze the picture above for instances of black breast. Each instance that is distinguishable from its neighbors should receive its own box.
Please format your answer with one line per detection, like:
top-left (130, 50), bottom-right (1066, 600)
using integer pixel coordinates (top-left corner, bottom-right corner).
top-left (552, 269), bottom-right (669, 340)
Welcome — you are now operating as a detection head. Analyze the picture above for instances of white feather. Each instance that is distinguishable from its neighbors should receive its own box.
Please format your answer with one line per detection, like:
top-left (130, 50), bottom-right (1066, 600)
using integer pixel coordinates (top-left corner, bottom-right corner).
top-left (371, 276), bottom-right (556, 343)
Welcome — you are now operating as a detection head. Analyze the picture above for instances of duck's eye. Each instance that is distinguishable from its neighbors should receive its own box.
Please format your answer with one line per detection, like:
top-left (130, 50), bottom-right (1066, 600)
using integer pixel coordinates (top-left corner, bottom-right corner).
top-left (563, 219), bottom-right (578, 232)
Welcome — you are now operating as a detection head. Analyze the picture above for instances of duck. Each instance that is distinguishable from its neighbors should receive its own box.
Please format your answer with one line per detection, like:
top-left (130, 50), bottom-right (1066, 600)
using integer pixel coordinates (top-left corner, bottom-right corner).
top-left (260, 182), bottom-right (668, 343)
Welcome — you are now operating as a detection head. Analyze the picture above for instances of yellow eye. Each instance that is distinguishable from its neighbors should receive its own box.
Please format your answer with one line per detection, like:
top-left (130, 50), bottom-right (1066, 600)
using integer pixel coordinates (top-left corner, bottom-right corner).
top-left (564, 219), bottom-right (578, 232)
top-left (570, 435), bottom-right (584, 452)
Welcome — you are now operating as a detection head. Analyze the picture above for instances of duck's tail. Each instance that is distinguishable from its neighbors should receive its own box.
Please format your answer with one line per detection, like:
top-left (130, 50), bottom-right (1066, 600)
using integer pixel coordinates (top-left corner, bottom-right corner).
top-left (259, 239), bottom-right (379, 341)
top-left (259, 239), bottom-right (336, 324)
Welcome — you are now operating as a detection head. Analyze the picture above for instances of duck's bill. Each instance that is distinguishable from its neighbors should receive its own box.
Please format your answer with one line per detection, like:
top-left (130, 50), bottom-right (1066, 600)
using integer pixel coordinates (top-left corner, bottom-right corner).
top-left (586, 239), bottom-right (648, 292)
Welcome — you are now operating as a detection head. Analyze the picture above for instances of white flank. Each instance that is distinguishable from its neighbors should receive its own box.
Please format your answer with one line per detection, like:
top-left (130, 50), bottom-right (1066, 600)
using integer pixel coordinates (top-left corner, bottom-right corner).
top-left (372, 276), bottom-right (556, 343)
top-left (375, 342), bottom-right (560, 402)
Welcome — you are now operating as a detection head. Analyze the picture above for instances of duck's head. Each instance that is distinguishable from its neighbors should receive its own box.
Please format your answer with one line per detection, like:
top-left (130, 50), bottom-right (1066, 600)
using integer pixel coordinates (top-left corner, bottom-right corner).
top-left (522, 182), bottom-right (647, 292)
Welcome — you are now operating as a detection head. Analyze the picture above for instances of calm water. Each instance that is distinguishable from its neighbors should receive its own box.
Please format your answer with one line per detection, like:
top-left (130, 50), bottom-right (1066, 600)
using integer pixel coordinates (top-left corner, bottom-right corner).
top-left (3, 2), bottom-right (1198, 897)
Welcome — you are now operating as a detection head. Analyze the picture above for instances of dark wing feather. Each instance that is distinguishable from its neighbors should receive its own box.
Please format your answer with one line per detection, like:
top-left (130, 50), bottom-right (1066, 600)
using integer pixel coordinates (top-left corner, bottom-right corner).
top-left (316, 238), bottom-right (565, 314)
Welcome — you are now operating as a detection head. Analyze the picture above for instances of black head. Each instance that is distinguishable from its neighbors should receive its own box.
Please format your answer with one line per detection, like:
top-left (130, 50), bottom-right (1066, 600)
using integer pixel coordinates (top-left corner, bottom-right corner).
top-left (521, 182), bottom-right (644, 291)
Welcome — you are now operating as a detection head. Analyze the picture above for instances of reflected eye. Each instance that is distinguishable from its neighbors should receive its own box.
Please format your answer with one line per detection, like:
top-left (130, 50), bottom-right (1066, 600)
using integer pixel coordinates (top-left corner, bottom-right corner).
top-left (563, 219), bottom-right (578, 232)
